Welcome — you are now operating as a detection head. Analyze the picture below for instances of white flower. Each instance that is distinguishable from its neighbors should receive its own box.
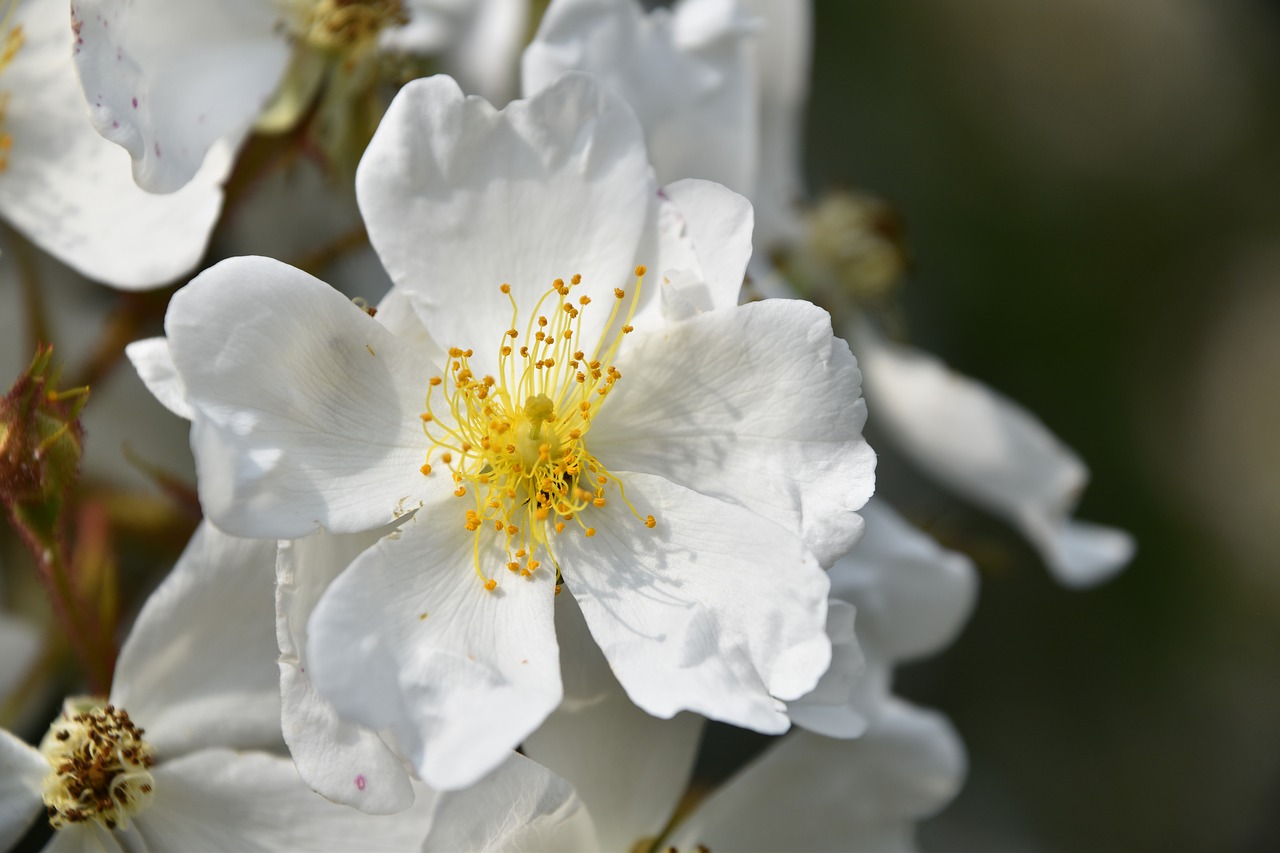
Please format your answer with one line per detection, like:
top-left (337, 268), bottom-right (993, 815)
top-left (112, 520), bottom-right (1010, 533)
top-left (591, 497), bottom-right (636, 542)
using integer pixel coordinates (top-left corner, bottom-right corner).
top-left (432, 505), bottom-right (975, 853)
top-left (0, 522), bottom-right (434, 851)
top-left (71, 0), bottom-right (528, 194)
top-left (149, 72), bottom-right (874, 790)
top-left (523, 0), bottom-right (1134, 586)
top-left (0, 0), bottom-right (224, 288)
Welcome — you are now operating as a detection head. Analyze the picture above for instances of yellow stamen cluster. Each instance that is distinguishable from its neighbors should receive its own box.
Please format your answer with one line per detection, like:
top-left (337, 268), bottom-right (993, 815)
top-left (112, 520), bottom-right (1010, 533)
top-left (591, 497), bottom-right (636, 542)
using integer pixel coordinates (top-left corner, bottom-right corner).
top-left (40, 699), bottom-right (156, 832)
top-left (0, 0), bottom-right (25, 172)
top-left (420, 268), bottom-right (655, 589)
top-left (289, 0), bottom-right (407, 53)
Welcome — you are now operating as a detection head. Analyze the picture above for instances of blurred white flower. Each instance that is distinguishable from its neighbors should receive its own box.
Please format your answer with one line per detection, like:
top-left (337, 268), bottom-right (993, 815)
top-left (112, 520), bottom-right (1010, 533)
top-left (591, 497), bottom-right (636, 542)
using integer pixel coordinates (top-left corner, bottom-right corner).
top-left (0, 0), bottom-right (224, 289)
top-left (70, 0), bottom-right (528, 193)
top-left (141, 72), bottom-right (874, 791)
top-left (523, 0), bottom-right (1134, 586)
top-left (0, 522), bottom-right (434, 851)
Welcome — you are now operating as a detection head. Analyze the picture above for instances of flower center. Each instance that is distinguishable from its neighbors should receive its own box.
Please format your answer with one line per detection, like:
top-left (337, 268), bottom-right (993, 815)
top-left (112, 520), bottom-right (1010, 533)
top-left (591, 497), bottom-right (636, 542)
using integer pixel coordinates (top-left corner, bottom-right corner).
top-left (419, 268), bottom-right (657, 590)
top-left (0, 0), bottom-right (25, 172)
top-left (39, 698), bottom-right (156, 832)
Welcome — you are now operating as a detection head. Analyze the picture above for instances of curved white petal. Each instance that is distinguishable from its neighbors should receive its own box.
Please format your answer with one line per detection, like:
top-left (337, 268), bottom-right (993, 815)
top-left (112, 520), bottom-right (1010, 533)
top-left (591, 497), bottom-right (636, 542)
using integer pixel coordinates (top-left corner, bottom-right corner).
top-left (388, 0), bottom-right (528, 106)
top-left (556, 471), bottom-right (830, 733)
top-left (523, 593), bottom-right (703, 851)
top-left (70, 0), bottom-right (286, 193)
top-left (853, 320), bottom-right (1135, 587)
top-left (737, 0), bottom-right (810, 251)
top-left (356, 73), bottom-right (654, 378)
top-left (660, 178), bottom-right (753, 309)
top-left (592, 299), bottom-right (875, 566)
top-left (830, 499), bottom-right (978, 665)
top-left (125, 337), bottom-right (192, 420)
top-left (0, 729), bottom-right (45, 850)
top-left (785, 599), bottom-right (868, 739)
top-left (0, 614), bottom-right (40, 703)
top-left (306, 510), bottom-right (562, 791)
top-left (0, 0), bottom-right (226, 289)
top-left (166, 256), bottom-right (445, 538)
top-left (276, 528), bottom-right (417, 815)
top-left (668, 699), bottom-right (966, 853)
top-left (136, 749), bottom-right (434, 851)
top-left (425, 753), bottom-right (597, 852)
top-left (523, 0), bottom-right (758, 194)
top-left (110, 522), bottom-right (281, 759)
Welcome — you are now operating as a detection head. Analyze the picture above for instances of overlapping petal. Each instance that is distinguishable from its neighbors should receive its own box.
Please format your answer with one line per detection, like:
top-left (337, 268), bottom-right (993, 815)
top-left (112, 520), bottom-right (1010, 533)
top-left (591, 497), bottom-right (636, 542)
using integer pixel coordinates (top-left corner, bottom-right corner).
top-left (556, 471), bottom-right (830, 731)
top-left (70, 0), bottom-right (286, 193)
top-left (853, 320), bottom-right (1135, 586)
top-left (523, 0), bottom-right (757, 193)
top-left (110, 522), bottom-right (281, 759)
top-left (356, 73), bottom-right (654, 378)
top-left (591, 298), bottom-right (875, 566)
top-left (137, 749), bottom-right (434, 851)
top-left (424, 753), bottom-right (597, 852)
top-left (522, 594), bottom-right (704, 852)
top-left (165, 256), bottom-right (446, 538)
top-left (0, 0), bottom-right (226, 288)
top-left (276, 528), bottom-right (417, 814)
top-left (306, 511), bottom-right (562, 790)
top-left (666, 699), bottom-right (967, 853)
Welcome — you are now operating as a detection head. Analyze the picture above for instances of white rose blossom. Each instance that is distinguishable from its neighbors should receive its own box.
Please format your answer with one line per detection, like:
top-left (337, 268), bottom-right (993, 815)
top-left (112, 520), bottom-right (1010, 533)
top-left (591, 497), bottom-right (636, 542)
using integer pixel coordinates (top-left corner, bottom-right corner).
top-left (70, 0), bottom-right (528, 194)
top-left (426, 499), bottom-right (975, 852)
top-left (0, 0), bottom-right (224, 289)
top-left (523, 0), bottom-right (1135, 587)
top-left (134, 71), bottom-right (875, 791)
top-left (0, 521), bottom-right (434, 851)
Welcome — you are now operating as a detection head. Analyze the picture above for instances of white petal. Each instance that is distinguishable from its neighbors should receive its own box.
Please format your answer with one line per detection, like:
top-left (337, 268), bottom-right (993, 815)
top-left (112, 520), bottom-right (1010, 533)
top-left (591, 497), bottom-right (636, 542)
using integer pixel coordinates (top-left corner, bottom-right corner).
top-left (110, 522), bottom-right (281, 759)
top-left (853, 321), bottom-right (1135, 587)
top-left (0, 614), bottom-right (40, 704)
top-left (668, 699), bottom-right (966, 853)
top-left (738, 0), bottom-right (810, 251)
top-left (125, 337), bottom-right (192, 420)
top-left (425, 753), bottom-right (597, 852)
top-left (70, 0), bottom-right (287, 193)
top-left (135, 749), bottom-right (434, 851)
top-left (166, 256), bottom-right (445, 538)
top-left (592, 299), bottom-right (875, 566)
top-left (0, 729), bottom-right (45, 850)
top-left (557, 471), bottom-right (830, 733)
top-left (398, 0), bottom-right (529, 106)
top-left (660, 178), bottom-right (753, 308)
top-left (830, 499), bottom-right (978, 664)
top-left (306, 510), bottom-right (562, 791)
top-left (42, 823), bottom-right (134, 853)
top-left (785, 600), bottom-right (869, 739)
top-left (0, 0), bottom-right (226, 289)
top-left (523, 593), bottom-right (703, 851)
top-left (276, 528), bottom-right (417, 814)
top-left (523, 0), bottom-right (758, 194)
top-left (356, 73), bottom-right (654, 378)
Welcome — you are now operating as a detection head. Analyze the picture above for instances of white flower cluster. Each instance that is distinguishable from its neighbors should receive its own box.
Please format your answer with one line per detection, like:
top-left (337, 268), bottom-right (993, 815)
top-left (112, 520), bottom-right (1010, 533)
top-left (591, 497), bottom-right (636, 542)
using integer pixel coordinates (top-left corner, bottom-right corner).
top-left (0, 0), bottom-right (1133, 850)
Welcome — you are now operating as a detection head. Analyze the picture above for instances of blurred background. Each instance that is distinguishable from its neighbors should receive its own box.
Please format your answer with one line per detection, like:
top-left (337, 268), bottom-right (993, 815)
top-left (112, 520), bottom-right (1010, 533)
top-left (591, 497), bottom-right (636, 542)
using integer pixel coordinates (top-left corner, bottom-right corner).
top-left (803, 0), bottom-right (1280, 849)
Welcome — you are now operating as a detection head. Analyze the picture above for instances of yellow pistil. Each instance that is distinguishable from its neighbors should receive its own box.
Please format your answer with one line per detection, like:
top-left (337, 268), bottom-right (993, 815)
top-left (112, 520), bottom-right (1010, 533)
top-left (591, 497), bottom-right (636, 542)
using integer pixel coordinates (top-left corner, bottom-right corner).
top-left (420, 268), bottom-right (654, 589)
top-left (39, 698), bottom-right (156, 832)
top-left (0, 0), bottom-right (24, 172)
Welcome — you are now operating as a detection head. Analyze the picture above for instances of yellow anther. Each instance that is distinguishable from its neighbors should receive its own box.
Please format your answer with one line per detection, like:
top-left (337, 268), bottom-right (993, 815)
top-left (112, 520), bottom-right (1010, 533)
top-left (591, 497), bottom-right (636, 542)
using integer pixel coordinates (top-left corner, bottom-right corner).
top-left (484, 579), bottom-right (498, 591)
top-left (441, 452), bottom-right (452, 464)
top-left (645, 515), bottom-right (657, 529)
top-left (420, 463), bottom-right (432, 475)
top-left (635, 265), bottom-right (647, 276)
top-left (571, 274), bottom-right (582, 284)
top-left (500, 283), bottom-right (511, 293)
top-left (614, 288), bottom-right (626, 299)
top-left (585, 528), bottom-right (596, 537)
top-left (420, 412), bottom-right (433, 421)
top-left (454, 486), bottom-right (467, 497)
